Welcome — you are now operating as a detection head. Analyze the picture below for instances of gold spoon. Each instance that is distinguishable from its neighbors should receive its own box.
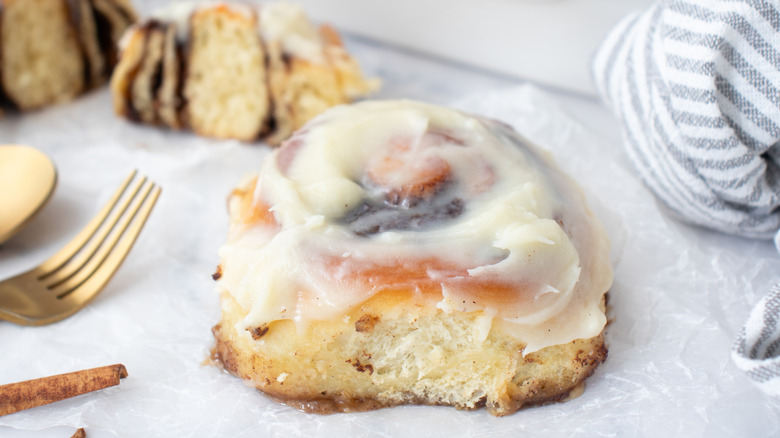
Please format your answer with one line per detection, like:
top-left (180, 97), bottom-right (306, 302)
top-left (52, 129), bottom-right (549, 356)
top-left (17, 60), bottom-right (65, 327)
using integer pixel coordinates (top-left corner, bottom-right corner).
top-left (0, 145), bottom-right (57, 244)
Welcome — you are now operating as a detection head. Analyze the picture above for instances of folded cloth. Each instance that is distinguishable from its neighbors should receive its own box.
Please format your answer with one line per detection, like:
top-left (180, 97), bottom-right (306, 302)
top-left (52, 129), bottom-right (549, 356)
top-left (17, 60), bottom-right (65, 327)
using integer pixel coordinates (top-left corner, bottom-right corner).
top-left (732, 285), bottom-right (780, 395)
top-left (592, 0), bottom-right (780, 395)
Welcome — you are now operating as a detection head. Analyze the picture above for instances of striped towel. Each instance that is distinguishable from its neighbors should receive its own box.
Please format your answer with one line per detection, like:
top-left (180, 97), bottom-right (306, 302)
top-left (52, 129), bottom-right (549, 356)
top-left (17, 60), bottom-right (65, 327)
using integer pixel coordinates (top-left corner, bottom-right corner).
top-left (592, 0), bottom-right (780, 395)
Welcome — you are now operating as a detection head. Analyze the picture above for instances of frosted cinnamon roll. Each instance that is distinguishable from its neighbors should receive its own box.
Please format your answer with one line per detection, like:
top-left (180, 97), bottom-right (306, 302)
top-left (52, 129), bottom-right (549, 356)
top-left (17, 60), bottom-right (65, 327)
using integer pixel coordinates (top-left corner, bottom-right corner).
top-left (212, 100), bottom-right (613, 416)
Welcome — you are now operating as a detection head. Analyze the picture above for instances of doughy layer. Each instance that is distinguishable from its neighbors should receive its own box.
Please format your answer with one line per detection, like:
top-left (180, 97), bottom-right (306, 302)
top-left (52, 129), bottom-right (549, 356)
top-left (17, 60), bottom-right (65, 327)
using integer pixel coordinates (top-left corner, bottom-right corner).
top-left (217, 100), bottom-right (612, 353)
top-left (213, 282), bottom-right (608, 416)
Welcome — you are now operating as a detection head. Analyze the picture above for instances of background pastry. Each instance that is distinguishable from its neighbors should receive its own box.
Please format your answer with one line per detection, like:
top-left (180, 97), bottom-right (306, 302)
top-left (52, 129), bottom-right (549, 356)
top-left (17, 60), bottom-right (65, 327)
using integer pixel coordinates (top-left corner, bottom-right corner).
top-left (110, 2), bottom-right (378, 144)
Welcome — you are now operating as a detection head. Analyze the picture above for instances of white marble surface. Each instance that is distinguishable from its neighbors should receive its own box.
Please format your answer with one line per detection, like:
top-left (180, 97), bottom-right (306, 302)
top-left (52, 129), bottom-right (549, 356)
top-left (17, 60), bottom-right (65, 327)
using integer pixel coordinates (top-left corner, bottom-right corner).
top-left (1, 1), bottom-right (779, 437)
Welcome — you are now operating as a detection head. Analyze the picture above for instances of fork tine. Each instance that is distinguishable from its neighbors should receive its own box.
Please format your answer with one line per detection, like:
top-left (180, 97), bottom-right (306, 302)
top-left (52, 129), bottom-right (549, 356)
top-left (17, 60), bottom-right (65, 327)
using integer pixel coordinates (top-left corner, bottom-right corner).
top-left (49, 181), bottom-right (161, 299)
top-left (38, 170), bottom-right (139, 274)
top-left (58, 185), bottom-right (160, 310)
top-left (41, 175), bottom-right (149, 285)
top-left (43, 176), bottom-right (151, 289)
top-left (25, 182), bottom-right (158, 326)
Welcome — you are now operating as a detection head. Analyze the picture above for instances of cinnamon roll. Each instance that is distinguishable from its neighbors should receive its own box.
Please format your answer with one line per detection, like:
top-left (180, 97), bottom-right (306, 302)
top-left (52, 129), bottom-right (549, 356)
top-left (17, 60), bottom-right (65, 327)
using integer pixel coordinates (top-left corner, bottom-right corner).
top-left (110, 2), bottom-right (378, 144)
top-left (212, 100), bottom-right (613, 416)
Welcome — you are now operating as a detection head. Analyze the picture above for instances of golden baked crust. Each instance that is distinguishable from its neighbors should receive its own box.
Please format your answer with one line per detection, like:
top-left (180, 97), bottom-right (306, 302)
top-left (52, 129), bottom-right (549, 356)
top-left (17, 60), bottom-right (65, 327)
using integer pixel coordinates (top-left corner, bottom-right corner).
top-left (212, 175), bottom-right (608, 416)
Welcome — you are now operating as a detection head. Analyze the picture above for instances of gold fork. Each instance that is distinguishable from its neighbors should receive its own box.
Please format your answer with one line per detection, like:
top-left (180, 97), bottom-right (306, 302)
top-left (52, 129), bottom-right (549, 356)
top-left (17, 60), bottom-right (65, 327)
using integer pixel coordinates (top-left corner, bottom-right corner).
top-left (0, 170), bottom-right (161, 326)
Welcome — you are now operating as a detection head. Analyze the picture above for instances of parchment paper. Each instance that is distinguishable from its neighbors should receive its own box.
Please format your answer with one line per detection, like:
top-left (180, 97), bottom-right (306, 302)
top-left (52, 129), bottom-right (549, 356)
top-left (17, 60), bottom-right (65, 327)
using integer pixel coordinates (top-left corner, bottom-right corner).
top-left (0, 38), bottom-right (779, 438)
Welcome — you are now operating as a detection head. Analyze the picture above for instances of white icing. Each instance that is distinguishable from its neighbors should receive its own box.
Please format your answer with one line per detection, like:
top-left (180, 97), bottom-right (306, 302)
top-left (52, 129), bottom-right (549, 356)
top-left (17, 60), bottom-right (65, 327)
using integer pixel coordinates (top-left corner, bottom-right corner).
top-left (218, 100), bottom-right (613, 354)
top-left (258, 3), bottom-right (325, 63)
top-left (149, 2), bottom-right (326, 63)
top-left (148, 1), bottom-right (201, 41)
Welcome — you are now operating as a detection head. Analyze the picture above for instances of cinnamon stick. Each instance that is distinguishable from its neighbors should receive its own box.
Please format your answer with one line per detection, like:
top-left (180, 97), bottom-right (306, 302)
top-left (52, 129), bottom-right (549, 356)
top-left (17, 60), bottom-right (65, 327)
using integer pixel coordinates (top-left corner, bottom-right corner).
top-left (0, 364), bottom-right (128, 416)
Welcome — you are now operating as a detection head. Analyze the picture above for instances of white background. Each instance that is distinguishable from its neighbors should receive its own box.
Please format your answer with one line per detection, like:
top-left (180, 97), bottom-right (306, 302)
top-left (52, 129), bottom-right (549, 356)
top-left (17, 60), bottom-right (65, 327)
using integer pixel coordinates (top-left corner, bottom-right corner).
top-left (294, 0), bottom-right (653, 96)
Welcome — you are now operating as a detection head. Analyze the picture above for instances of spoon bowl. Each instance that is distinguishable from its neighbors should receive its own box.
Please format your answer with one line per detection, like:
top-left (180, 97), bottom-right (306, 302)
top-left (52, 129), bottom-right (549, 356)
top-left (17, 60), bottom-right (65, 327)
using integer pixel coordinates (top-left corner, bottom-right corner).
top-left (0, 145), bottom-right (57, 244)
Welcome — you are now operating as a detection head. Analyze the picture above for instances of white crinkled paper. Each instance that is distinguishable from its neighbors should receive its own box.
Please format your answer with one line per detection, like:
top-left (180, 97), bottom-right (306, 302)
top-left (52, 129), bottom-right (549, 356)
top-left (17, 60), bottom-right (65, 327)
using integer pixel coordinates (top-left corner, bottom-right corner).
top-left (0, 69), bottom-right (779, 438)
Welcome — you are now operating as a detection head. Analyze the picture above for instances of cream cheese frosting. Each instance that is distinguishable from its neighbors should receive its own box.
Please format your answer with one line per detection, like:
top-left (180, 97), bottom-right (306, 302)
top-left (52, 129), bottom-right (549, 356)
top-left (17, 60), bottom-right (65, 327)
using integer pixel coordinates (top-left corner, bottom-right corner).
top-left (217, 100), bottom-right (613, 354)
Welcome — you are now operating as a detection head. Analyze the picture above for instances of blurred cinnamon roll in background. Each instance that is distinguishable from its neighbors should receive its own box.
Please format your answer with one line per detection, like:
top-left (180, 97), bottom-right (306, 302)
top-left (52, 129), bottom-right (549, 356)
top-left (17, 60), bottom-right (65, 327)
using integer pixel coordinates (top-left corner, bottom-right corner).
top-left (110, 2), bottom-right (378, 144)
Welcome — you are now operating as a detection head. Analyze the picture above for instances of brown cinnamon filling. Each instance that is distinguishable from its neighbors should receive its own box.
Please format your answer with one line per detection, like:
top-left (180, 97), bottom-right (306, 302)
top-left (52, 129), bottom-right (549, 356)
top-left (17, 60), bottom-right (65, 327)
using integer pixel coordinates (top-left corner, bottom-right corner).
top-left (342, 195), bottom-right (464, 236)
top-left (339, 131), bottom-right (476, 236)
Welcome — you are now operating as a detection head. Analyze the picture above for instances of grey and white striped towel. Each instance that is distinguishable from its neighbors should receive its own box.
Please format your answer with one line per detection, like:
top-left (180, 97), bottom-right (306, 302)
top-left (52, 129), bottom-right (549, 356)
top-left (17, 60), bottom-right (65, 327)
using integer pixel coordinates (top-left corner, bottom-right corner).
top-left (592, 0), bottom-right (780, 395)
